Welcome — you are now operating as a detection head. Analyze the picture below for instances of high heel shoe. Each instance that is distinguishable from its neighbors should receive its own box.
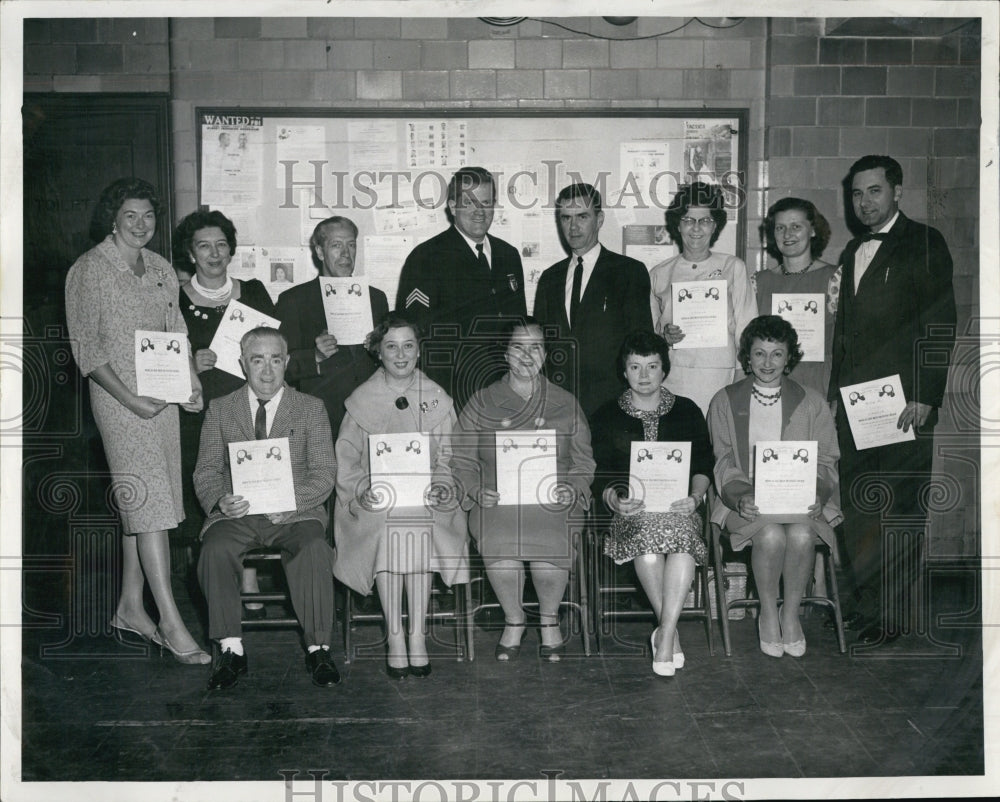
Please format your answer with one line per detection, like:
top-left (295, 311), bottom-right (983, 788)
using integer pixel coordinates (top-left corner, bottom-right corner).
top-left (758, 622), bottom-right (784, 659)
top-left (538, 622), bottom-right (564, 663)
top-left (155, 628), bottom-right (211, 665)
top-left (109, 615), bottom-right (158, 645)
top-left (386, 662), bottom-right (409, 680)
top-left (408, 662), bottom-right (432, 678)
top-left (650, 629), bottom-right (675, 676)
top-left (495, 620), bottom-right (526, 662)
top-left (782, 638), bottom-right (807, 658)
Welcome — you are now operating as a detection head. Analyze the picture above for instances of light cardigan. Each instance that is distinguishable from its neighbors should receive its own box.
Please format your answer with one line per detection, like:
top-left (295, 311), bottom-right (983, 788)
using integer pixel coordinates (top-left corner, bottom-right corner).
top-left (707, 375), bottom-right (843, 551)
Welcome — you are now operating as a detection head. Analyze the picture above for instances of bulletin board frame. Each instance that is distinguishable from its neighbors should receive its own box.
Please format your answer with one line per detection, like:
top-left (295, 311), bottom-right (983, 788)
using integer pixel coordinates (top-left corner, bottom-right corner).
top-left (195, 107), bottom-right (749, 307)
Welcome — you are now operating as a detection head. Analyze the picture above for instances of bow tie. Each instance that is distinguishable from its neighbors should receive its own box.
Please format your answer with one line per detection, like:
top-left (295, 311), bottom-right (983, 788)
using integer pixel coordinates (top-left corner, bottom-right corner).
top-left (861, 231), bottom-right (888, 242)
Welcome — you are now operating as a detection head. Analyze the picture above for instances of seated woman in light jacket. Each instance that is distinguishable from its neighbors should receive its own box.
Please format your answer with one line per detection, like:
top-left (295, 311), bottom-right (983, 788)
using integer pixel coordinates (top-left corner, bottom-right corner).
top-left (333, 312), bottom-right (469, 679)
top-left (707, 315), bottom-right (842, 659)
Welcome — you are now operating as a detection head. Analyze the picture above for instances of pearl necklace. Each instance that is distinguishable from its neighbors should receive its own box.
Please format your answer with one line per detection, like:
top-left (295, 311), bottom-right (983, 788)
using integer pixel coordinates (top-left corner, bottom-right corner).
top-left (751, 384), bottom-right (782, 406)
top-left (780, 260), bottom-right (814, 276)
top-left (190, 274), bottom-right (233, 301)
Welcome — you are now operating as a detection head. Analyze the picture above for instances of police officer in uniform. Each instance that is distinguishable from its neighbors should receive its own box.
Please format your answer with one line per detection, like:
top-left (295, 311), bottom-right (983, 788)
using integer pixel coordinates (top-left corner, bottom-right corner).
top-left (396, 166), bottom-right (526, 408)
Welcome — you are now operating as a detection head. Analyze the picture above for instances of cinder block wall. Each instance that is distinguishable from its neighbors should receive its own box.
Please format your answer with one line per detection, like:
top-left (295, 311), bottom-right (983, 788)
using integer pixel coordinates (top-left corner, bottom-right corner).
top-left (22, 14), bottom-right (982, 554)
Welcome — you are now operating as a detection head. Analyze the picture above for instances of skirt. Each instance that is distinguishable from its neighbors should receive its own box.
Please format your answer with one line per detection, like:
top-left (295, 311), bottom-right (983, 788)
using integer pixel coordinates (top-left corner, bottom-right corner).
top-left (604, 511), bottom-right (706, 566)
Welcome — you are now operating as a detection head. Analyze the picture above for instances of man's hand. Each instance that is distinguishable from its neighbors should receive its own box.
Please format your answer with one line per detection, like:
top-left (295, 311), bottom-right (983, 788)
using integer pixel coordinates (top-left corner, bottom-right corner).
top-left (218, 494), bottom-right (250, 518)
top-left (315, 331), bottom-right (339, 362)
top-left (897, 400), bottom-right (932, 433)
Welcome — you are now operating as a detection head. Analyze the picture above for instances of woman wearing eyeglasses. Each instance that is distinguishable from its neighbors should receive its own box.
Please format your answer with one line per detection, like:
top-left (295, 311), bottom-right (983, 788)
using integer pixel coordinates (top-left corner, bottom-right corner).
top-left (649, 182), bottom-right (758, 414)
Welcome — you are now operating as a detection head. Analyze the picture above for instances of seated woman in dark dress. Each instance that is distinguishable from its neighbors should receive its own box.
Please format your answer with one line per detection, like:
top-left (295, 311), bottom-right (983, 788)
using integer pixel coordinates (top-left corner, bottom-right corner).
top-left (590, 331), bottom-right (712, 677)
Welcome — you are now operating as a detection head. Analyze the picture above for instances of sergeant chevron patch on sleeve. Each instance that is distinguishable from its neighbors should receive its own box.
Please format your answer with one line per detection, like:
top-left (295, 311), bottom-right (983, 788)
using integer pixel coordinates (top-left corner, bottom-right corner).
top-left (406, 288), bottom-right (430, 308)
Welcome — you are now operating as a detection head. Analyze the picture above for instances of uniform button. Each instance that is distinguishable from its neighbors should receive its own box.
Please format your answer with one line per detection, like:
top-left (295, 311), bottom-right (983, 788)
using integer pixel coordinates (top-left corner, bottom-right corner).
top-left (491, 289), bottom-right (496, 295)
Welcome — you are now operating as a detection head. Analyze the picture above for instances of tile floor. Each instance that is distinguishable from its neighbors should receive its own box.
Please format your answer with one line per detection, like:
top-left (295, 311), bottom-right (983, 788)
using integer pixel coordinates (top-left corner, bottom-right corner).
top-left (19, 565), bottom-right (982, 783)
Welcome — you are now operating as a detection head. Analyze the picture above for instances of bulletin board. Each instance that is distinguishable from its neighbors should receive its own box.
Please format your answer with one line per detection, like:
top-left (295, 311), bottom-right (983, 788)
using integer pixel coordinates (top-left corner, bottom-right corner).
top-left (196, 108), bottom-right (748, 311)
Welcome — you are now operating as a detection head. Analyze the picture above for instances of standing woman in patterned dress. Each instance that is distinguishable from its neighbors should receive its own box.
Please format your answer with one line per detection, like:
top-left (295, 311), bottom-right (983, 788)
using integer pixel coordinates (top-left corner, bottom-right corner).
top-left (65, 178), bottom-right (210, 664)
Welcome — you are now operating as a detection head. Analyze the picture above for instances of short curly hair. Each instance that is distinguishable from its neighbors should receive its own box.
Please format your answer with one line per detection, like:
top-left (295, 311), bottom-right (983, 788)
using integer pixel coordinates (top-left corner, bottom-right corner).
top-left (762, 197), bottom-right (831, 263)
top-left (616, 330), bottom-right (671, 383)
top-left (89, 177), bottom-right (163, 243)
top-left (737, 315), bottom-right (804, 376)
top-left (664, 181), bottom-right (727, 248)
top-left (172, 209), bottom-right (238, 266)
top-left (366, 311), bottom-right (423, 359)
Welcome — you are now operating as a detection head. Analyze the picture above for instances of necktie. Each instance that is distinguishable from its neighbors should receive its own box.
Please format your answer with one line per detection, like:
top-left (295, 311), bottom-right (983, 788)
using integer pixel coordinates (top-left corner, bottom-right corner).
top-left (861, 231), bottom-right (887, 242)
top-left (570, 256), bottom-right (583, 328)
top-left (476, 242), bottom-right (489, 273)
top-left (254, 398), bottom-right (268, 440)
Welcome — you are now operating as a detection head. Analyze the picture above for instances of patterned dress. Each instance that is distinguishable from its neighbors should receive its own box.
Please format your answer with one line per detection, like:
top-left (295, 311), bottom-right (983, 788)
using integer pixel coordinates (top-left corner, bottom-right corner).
top-left (65, 237), bottom-right (187, 534)
top-left (591, 389), bottom-right (714, 565)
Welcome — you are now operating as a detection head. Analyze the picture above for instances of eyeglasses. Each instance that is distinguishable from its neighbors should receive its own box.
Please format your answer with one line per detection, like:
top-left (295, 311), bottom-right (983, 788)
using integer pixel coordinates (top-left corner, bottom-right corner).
top-left (679, 216), bottom-right (716, 229)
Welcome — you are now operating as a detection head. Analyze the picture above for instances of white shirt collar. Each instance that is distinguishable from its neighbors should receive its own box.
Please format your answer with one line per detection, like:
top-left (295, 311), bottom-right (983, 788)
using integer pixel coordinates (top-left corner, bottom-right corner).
top-left (874, 211), bottom-right (900, 235)
top-left (455, 227), bottom-right (491, 262)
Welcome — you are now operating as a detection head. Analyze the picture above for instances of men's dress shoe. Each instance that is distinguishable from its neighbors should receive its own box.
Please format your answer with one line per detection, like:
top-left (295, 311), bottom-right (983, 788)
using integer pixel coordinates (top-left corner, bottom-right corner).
top-left (408, 662), bottom-right (432, 678)
top-left (208, 649), bottom-right (248, 690)
top-left (856, 623), bottom-right (901, 647)
top-left (307, 648), bottom-right (341, 687)
top-left (825, 611), bottom-right (866, 631)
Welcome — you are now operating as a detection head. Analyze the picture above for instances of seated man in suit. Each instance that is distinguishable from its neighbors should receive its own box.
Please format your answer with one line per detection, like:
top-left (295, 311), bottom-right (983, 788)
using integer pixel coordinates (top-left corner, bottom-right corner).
top-left (396, 166), bottom-right (526, 408)
top-left (276, 216), bottom-right (389, 435)
top-left (533, 182), bottom-right (654, 418)
top-left (195, 326), bottom-right (339, 689)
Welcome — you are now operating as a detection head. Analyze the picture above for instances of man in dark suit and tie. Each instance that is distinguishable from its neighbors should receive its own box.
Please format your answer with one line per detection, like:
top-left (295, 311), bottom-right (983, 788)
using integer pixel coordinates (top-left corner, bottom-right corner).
top-left (829, 155), bottom-right (956, 648)
top-left (533, 183), bottom-right (654, 418)
top-left (396, 166), bottom-right (526, 408)
top-left (195, 326), bottom-right (339, 689)
top-left (276, 216), bottom-right (389, 435)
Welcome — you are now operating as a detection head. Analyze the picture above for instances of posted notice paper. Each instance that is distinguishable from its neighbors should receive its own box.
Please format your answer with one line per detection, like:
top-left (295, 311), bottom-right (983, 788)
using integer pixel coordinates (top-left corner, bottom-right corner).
top-left (368, 432), bottom-right (432, 509)
top-left (319, 278), bottom-right (375, 346)
top-left (771, 293), bottom-right (825, 362)
top-left (134, 330), bottom-right (192, 403)
top-left (838, 374), bottom-right (915, 450)
top-left (228, 437), bottom-right (296, 515)
top-left (208, 299), bottom-right (282, 378)
top-left (754, 440), bottom-right (817, 516)
top-left (628, 441), bottom-right (691, 513)
top-left (495, 429), bottom-right (558, 507)
top-left (671, 279), bottom-right (728, 349)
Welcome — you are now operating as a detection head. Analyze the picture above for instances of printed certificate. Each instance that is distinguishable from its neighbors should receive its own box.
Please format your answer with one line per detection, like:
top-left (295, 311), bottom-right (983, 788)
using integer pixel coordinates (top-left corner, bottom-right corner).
top-left (754, 440), bottom-right (817, 516)
top-left (208, 300), bottom-right (281, 378)
top-left (319, 278), bottom-right (375, 346)
top-left (671, 279), bottom-right (728, 349)
top-left (495, 429), bottom-right (558, 507)
top-left (228, 437), bottom-right (296, 515)
top-left (134, 330), bottom-right (192, 403)
top-left (628, 441), bottom-right (691, 513)
top-left (839, 374), bottom-right (915, 449)
top-left (772, 293), bottom-right (825, 362)
top-left (368, 432), bottom-right (431, 509)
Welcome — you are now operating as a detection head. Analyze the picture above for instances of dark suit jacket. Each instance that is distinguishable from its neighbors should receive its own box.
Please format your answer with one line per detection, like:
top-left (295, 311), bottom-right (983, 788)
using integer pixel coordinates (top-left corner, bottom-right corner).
top-left (533, 245), bottom-right (654, 417)
top-left (275, 277), bottom-right (389, 433)
top-left (829, 212), bottom-right (956, 414)
top-left (194, 384), bottom-right (336, 537)
top-left (396, 225), bottom-right (526, 404)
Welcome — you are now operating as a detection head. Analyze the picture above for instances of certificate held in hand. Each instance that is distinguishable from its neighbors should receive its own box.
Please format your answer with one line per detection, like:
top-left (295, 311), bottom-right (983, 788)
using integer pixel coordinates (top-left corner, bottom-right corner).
top-left (320, 277), bottom-right (375, 346)
top-left (753, 440), bottom-right (817, 516)
top-left (671, 279), bottom-right (728, 349)
top-left (368, 432), bottom-right (431, 509)
top-left (209, 299), bottom-right (282, 378)
top-left (495, 430), bottom-right (559, 507)
top-left (134, 329), bottom-right (192, 403)
top-left (838, 374), bottom-right (915, 450)
top-left (628, 441), bottom-right (691, 513)
top-left (228, 436), bottom-right (296, 515)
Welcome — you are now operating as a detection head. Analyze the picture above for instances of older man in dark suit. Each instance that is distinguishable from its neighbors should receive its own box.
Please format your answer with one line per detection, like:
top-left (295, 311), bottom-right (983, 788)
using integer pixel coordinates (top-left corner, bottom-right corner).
top-left (195, 326), bottom-right (339, 689)
top-left (829, 154), bottom-right (956, 648)
top-left (533, 183), bottom-right (654, 418)
top-left (276, 216), bottom-right (389, 435)
top-left (396, 166), bottom-right (526, 408)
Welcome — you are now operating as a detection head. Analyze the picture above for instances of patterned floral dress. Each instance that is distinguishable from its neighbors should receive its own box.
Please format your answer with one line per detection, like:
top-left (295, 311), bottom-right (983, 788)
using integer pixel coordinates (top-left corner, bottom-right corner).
top-left (591, 388), bottom-right (714, 565)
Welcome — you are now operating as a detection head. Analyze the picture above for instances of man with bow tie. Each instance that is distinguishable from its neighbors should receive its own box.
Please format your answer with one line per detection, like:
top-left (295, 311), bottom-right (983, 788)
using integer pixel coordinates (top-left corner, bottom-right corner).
top-left (829, 155), bottom-right (956, 648)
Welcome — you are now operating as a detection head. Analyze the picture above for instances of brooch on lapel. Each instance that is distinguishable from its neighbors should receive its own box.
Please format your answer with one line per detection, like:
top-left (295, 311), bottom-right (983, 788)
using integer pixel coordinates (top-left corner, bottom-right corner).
top-left (419, 399), bottom-right (439, 413)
